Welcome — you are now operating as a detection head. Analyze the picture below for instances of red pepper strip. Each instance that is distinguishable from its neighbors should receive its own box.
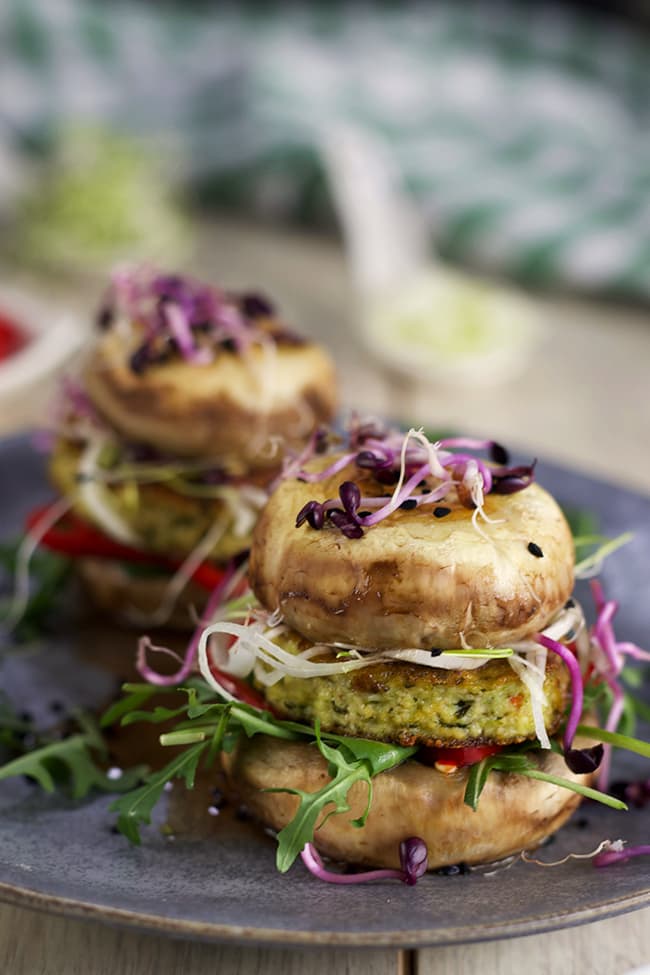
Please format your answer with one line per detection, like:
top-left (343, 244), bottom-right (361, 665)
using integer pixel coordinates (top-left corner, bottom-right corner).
top-left (419, 743), bottom-right (504, 769)
top-left (206, 658), bottom-right (269, 711)
top-left (25, 503), bottom-right (227, 593)
top-left (0, 312), bottom-right (28, 361)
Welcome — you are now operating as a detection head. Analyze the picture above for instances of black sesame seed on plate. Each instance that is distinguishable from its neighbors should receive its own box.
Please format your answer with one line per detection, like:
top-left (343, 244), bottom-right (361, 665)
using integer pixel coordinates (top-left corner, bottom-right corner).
top-left (399, 499), bottom-right (418, 510)
top-left (429, 649), bottom-right (442, 657)
top-left (527, 541), bottom-right (544, 558)
top-left (433, 506), bottom-right (451, 518)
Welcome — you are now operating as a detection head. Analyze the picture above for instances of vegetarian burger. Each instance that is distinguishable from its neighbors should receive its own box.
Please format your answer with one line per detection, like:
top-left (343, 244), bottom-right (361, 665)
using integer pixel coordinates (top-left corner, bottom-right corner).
top-left (208, 423), bottom-right (604, 871)
top-left (35, 266), bottom-right (337, 628)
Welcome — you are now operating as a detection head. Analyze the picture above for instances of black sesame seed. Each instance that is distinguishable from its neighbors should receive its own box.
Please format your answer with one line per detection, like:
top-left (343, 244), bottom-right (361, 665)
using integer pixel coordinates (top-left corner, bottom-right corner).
top-left (418, 479), bottom-right (427, 487)
top-left (433, 506), bottom-right (451, 518)
top-left (527, 542), bottom-right (544, 558)
top-left (358, 510), bottom-right (372, 518)
top-left (573, 817), bottom-right (590, 830)
top-left (565, 598), bottom-right (575, 609)
top-left (399, 499), bottom-right (418, 510)
top-left (420, 487), bottom-right (431, 494)
top-left (429, 648), bottom-right (442, 657)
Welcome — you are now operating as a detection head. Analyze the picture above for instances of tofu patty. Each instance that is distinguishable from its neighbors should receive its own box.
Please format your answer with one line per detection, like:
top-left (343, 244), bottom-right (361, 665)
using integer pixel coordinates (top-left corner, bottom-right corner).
top-left (257, 630), bottom-right (570, 748)
top-left (49, 438), bottom-right (262, 560)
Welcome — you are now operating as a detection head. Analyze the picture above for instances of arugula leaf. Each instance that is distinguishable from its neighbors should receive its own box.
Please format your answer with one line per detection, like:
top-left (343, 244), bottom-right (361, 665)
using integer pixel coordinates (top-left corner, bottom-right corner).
top-left (464, 747), bottom-right (628, 813)
top-left (561, 507), bottom-right (599, 540)
top-left (96, 682), bottom-right (418, 856)
top-left (516, 768), bottom-right (626, 810)
top-left (100, 683), bottom-right (179, 728)
top-left (624, 692), bottom-right (650, 725)
top-left (268, 724), bottom-right (415, 872)
top-left (122, 704), bottom-right (191, 726)
top-left (0, 692), bottom-right (32, 753)
top-left (0, 725), bottom-right (146, 798)
top-left (270, 751), bottom-right (371, 872)
top-left (575, 723), bottom-right (650, 759)
top-left (0, 542), bottom-right (71, 643)
top-left (464, 752), bottom-right (533, 811)
top-left (319, 733), bottom-right (417, 774)
top-left (574, 532), bottom-right (633, 576)
top-left (109, 742), bottom-right (207, 844)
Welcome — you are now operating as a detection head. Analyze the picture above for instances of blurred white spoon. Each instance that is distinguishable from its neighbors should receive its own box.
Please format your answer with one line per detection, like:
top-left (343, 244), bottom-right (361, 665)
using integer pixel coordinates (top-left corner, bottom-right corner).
top-left (320, 124), bottom-right (538, 385)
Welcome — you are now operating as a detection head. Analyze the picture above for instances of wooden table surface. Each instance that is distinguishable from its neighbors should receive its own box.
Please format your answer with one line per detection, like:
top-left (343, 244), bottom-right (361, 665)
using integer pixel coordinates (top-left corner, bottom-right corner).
top-left (1, 219), bottom-right (649, 974)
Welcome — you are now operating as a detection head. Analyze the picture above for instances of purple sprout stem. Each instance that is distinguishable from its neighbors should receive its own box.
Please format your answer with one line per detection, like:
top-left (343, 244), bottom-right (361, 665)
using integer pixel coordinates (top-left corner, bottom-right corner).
top-left (536, 634), bottom-right (584, 753)
top-left (300, 844), bottom-right (406, 885)
top-left (442, 454), bottom-right (493, 494)
top-left (296, 452), bottom-right (357, 483)
top-left (361, 463), bottom-right (431, 527)
top-left (597, 678), bottom-right (625, 791)
top-left (594, 845), bottom-right (650, 868)
top-left (136, 565), bottom-right (235, 686)
top-left (438, 437), bottom-right (494, 451)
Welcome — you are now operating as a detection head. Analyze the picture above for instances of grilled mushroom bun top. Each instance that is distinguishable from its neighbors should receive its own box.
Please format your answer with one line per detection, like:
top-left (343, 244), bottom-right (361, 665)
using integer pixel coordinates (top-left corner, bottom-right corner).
top-left (84, 329), bottom-right (337, 467)
top-left (249, 455), bottom-right (574, 651)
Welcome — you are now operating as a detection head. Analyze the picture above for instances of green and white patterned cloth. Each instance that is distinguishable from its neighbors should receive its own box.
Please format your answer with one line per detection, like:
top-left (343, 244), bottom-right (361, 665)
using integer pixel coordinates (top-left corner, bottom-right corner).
top-left (2, 1), bottom-right (650, 299)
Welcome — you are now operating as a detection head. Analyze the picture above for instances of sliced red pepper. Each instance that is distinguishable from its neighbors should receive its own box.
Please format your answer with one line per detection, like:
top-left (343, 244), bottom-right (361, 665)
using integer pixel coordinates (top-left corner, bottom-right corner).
top-left (419, 743), bottom-right (504, 769)
top-left (0, 312), bottom-right (28, 362)
top-left (25, 503), bottom-right (228, 593)
top-left (206, 659), bottom-right (269, 711)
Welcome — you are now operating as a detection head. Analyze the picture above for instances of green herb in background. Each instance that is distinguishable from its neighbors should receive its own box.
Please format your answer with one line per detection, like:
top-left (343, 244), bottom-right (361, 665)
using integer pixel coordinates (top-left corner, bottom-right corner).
top-left (0, 541), bottom-right (71, 644)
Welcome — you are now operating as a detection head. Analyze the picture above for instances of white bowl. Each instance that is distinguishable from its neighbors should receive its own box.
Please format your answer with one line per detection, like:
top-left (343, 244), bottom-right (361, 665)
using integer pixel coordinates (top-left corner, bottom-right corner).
top-left (0, 285), bottom-right (84, 430)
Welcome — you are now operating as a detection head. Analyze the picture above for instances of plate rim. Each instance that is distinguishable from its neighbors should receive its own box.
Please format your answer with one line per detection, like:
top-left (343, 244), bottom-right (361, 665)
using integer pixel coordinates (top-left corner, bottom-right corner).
top-left (2, 878), bottom-right (650, 948)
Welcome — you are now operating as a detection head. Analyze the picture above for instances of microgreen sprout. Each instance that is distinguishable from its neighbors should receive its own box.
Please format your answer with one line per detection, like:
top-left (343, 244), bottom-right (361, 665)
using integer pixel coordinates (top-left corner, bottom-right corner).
top-left (299, 837), bottom-right (428, 886)
top-left (292, 425), bottom-right (535, 540)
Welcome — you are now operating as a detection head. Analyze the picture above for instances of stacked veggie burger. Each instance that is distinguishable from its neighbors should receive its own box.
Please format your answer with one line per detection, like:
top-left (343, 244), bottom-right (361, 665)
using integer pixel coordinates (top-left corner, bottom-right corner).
top-left (186, 421), bottom-right (648, 874)
top-left (31, 265), bottom-right (337, 628)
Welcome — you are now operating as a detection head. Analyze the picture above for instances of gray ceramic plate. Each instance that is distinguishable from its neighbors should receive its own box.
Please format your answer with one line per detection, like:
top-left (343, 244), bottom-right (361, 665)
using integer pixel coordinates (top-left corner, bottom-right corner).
top-left (0, 434), bottom-right (649, 948)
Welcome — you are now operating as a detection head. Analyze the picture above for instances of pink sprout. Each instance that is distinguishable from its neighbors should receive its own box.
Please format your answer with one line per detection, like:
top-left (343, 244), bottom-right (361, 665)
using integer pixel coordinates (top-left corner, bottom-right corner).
top-left (163, 301), bottom-right (212, 366)
top-left (136, 564), bottom-right (236, 686)
top-left (300, 838), bottom-right (428, 886)
top-left (594, 844), bottom-right (650, 868)
top-left (589, 580), bottom-right (650, 789)
top-left (536, 634), bottom-right (584, 758)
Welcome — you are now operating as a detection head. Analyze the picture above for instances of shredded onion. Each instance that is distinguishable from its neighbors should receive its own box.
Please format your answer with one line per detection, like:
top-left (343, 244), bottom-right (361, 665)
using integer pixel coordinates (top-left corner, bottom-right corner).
top-left (125, 509), bottom-right (232, 627)
top-left (77, 437), bottom-right (139, 545)
top-left (507, 647), bottom-right (550, 749)
top-left (137, 565), bottom-right (238, 687)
